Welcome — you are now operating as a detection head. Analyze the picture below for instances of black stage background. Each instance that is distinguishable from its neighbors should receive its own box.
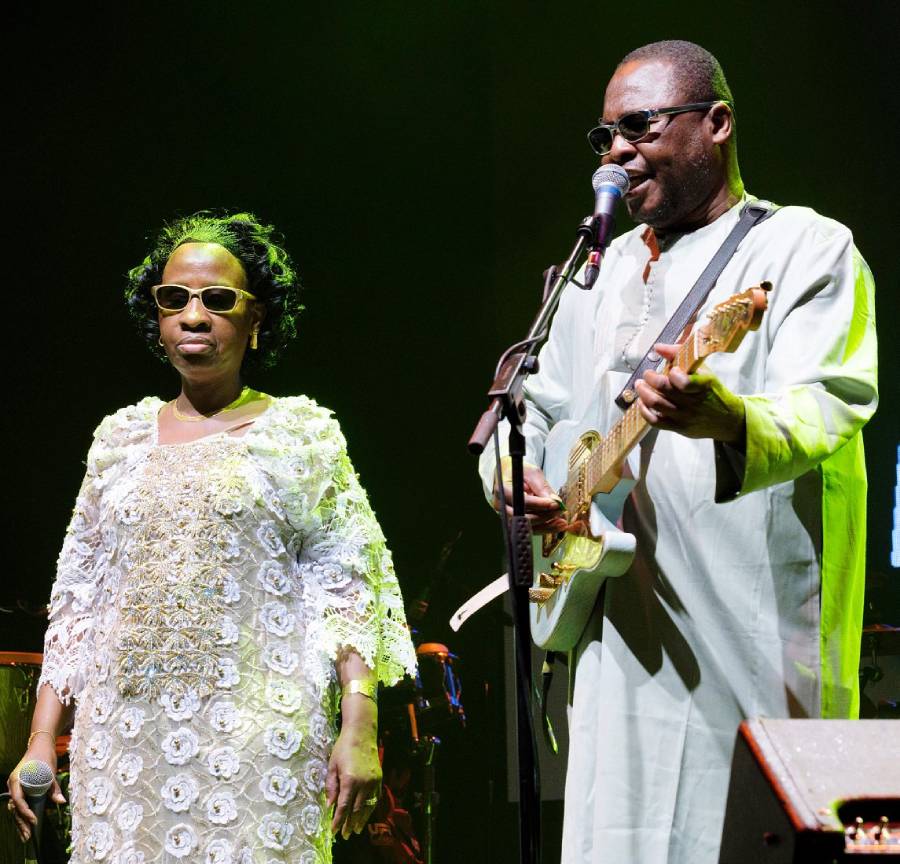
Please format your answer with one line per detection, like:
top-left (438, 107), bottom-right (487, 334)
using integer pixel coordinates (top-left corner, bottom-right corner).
top-left (3, 3), bottom-right (898, 861)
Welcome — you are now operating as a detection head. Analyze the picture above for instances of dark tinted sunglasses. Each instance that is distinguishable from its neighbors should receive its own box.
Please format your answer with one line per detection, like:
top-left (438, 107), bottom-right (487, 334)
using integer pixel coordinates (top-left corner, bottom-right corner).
top-left (151, 284), bottom-right (258, 313)
top-left (587, 100), bottom-right (732, 156)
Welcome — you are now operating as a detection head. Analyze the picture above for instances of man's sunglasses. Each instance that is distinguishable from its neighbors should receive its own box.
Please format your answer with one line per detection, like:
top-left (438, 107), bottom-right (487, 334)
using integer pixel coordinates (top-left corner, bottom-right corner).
top-left (151, 284), bottom-right (258, 314)
top-left (587, 100), bottom-right (732, 156)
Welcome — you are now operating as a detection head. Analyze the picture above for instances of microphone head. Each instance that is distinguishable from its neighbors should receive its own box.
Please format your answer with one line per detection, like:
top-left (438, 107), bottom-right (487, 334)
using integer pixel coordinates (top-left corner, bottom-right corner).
top-left (18, 759), bottom-right (53, 796)
top-left (591, 164), bottom-right (629, 194)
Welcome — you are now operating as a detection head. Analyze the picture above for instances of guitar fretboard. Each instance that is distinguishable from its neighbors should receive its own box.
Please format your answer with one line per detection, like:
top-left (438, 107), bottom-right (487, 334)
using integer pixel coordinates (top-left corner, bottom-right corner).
top-left (560, 284), bottom-right (764, 521)
top-left (580, 329), bottom-right (707, 504)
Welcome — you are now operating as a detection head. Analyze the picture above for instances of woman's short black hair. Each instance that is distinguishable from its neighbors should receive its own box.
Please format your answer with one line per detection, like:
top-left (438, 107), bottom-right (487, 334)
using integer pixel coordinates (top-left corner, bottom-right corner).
top-left (125, 210), bottom-right (303, 369)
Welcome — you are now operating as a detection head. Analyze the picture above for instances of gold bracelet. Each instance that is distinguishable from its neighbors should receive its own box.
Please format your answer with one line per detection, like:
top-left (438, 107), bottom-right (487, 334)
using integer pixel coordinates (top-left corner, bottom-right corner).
top-left (27, 729), bottom-right (55, 747)
top-left (341, 679), bottom-right (377, 702)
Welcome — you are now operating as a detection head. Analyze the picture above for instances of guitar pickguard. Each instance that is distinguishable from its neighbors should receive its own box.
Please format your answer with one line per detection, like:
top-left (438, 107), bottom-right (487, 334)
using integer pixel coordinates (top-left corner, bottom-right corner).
top-left (530, 502), bottom-right (636, 650)
top-left (530, 423), bottom-right (637, 651)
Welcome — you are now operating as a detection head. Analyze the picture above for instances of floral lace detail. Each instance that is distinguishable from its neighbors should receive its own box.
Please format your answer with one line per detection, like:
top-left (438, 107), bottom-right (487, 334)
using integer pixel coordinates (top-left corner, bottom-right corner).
top-left (250, 397), bottom-right (418, 692)
top-left (115, 753), bottom-right (142, 787)
top-left (210, 701), bottom-right (240, 733)
top-left (205, 789), bottom-right (239, 825)
top-left (86, 821), bottom-right (115, 859)
top-left (259, 766), bottom-right (299, 805)
top-left (41, 394), bottom-right (417, 863)
top-left (258, 813), bottom-right (294, 851)
top-left (116, 801), bottom-right (143, 832)
top-left (165, 823), bottom-right (198, 859)
top-left (207, 746), bottom-right (240, 781)
top-left (117, 706), bottom-right (145, 739)
top-left (204, 839), bottom-right (233, 864)
top-left (161, 727), bottom-right (200, 765)
top-left (86, 777), bottom-right (113, 815)
top-left (161, 772), bottom-right (200, 812)
top-left (265, 720), bottom-right (303, 759)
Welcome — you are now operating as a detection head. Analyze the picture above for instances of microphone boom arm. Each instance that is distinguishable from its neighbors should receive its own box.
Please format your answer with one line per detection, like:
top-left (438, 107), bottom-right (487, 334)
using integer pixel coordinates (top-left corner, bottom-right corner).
top-left (467, 215), bottom-right (595, 455)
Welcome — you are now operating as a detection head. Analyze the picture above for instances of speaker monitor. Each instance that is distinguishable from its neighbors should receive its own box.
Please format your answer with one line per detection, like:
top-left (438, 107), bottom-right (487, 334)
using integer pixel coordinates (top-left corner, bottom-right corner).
top-left (718, 718), bottom-right (900, 862)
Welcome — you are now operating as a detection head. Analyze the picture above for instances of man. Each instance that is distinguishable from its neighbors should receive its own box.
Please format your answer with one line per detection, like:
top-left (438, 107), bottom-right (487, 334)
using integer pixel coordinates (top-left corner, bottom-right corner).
top-left (479, 41), bottom-right (877, 863)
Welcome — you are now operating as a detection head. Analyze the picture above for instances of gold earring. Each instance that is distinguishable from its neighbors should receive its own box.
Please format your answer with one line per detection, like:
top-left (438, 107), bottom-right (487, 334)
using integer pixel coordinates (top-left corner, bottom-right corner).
top-left (158, 337), bottom-right (164, 347)
top-left (250, 329), bottom-right (259, 350)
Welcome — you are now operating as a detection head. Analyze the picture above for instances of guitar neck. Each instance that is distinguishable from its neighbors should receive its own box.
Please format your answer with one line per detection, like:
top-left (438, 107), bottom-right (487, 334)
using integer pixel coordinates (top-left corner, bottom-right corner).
top-left (576, 282), bottom-right (770, 507)
top-left (584, 333), bottom-right (704, 498)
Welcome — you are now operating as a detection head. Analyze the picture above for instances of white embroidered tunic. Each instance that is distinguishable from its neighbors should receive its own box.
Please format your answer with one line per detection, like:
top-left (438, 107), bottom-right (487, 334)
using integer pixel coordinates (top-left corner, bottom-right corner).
top-left (40, 395), bottom-right (417, 864)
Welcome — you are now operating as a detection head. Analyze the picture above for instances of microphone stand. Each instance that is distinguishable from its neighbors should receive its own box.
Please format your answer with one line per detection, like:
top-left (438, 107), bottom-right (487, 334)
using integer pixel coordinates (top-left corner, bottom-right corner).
top-left (468, 214), bottom-right (598, 864)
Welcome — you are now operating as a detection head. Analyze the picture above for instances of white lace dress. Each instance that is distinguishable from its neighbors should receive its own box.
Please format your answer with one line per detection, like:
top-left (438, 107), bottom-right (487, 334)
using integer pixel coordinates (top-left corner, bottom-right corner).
top-left (38, 395), bottom-right (417, 864)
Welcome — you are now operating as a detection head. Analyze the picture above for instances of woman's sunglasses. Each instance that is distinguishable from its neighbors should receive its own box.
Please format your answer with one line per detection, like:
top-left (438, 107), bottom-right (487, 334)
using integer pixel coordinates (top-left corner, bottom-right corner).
top-left (587, 100), bottom-right (731, 156)
top-left (151, 284), bottom-right (258, 314)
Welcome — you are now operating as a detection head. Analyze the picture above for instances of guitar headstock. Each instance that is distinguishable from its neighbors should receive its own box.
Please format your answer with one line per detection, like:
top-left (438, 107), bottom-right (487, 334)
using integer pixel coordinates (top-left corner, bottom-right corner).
top-left (696, 281), bottom-right (771, 359)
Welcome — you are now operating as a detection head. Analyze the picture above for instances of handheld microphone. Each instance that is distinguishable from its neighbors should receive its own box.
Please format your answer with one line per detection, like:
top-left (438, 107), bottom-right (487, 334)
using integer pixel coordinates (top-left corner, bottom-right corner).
top-left (19, 759), bottom-right (53, 864)
top-left (583, 164), bottom-right (629, 289)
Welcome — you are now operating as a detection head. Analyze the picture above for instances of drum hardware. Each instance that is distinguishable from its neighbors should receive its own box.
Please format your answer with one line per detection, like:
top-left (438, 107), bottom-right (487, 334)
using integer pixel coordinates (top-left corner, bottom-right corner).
top-left (402, 643), bottom-right (464, 864)
top-left (416, 736), bottom-right (439, 864)
top-left (862, 623), bottom-right (900, 660)
top-left (859, 624), bottom-right (900, 719)
top-left (348, 639), bottom-right (466, 864)
top-left (412, 643), bottom-right (465, 735)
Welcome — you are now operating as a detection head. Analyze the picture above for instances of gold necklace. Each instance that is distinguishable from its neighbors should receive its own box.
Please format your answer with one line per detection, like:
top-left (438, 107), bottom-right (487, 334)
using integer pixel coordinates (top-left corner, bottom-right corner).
top-left (170, 387), bottom-right (254, 423)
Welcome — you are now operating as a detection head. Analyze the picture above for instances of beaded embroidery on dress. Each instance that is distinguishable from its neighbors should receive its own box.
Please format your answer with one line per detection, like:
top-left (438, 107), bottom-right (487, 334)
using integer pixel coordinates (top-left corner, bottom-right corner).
top-left (39, 395), bottom-right (417, 863)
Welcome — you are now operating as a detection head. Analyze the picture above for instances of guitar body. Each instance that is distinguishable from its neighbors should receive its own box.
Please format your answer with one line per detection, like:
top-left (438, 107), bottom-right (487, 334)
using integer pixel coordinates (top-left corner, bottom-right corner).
top-left (525, 282), bottom-right (770, 652)
top-left (529, 421), bottom-right (637, 651)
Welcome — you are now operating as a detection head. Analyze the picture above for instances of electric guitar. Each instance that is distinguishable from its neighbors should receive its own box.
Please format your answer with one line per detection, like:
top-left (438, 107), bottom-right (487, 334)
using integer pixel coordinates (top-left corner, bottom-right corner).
top-left (529, 282), bottom-right (771, 651)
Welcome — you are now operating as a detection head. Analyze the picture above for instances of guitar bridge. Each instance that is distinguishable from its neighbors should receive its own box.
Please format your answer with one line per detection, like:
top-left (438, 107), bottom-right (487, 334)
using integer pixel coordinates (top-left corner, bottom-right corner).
top-left (529, 586), bottom-right (557, 604)
top-left (530, 569), bottom-right (568, 604)
top-left (548, 561), bottom-right (576, 585)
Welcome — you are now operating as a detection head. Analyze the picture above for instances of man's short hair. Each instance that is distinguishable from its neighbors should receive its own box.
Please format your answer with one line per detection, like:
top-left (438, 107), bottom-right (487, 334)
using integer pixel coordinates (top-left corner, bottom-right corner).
top-left (619, 40), bottom-right (733, 104)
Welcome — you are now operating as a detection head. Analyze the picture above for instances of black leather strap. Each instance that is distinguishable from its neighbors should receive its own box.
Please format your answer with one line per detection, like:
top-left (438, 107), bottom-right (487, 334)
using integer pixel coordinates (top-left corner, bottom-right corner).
top-left (614, 201), bottom-right (778, 411)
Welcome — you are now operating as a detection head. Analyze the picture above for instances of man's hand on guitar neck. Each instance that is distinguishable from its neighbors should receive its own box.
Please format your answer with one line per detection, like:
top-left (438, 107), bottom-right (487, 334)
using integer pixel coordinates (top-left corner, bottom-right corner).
top-left (634, 342), bottom-right (747, 445)
top-left (493, 458), bottom-right (569, 535)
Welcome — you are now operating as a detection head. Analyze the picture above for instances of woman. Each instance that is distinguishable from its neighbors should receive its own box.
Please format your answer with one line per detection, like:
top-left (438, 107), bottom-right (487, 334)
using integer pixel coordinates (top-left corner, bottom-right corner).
top-left (7, 211), bottom-right (417, 863)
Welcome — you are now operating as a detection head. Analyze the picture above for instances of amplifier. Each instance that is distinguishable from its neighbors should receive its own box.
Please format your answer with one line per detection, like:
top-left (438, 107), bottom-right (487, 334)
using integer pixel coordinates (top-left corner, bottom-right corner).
top-left (718, 718), bottom-right (900, 862)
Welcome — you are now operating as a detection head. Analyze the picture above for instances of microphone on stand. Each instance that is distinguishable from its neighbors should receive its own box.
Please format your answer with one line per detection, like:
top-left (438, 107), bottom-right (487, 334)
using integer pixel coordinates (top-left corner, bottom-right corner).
top-left (19, 758), bottom-right (54, 864)
top-left (582, 164), bottom-right (629, 289)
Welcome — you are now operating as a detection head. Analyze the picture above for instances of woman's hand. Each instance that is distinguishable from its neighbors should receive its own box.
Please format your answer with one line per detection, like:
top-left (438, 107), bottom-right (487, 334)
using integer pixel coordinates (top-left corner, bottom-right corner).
top-left (325, 711), bottom-right (382, 840)
top-left (6, 738), bottom-right (65, 844)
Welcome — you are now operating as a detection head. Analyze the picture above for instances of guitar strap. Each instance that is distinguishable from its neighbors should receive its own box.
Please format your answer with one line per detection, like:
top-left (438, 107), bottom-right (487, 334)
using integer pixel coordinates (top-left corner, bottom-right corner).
top-left (614, 200), bottom-right (778, 411)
